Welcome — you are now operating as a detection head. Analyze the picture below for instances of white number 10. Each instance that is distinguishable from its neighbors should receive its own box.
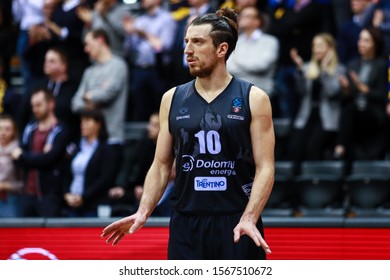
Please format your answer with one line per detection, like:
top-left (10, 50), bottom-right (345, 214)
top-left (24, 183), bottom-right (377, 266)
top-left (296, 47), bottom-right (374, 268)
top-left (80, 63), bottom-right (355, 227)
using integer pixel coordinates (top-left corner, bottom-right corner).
top-left (194, 130), bottom-right (221, 154)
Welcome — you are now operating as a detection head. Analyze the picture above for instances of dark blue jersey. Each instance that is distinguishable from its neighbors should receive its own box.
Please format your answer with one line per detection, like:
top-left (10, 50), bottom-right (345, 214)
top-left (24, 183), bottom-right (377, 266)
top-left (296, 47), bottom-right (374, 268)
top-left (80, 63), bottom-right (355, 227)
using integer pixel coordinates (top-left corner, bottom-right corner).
top-left (169, 77), bottom-right (256, 214)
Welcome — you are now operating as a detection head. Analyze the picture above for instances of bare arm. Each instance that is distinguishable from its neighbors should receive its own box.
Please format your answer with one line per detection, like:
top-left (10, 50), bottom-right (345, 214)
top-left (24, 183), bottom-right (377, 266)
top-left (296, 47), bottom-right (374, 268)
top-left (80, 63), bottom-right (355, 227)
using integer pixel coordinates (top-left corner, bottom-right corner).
top-left (134, 89), bottom-right (175, 220)
top-left (101, 88), bottom-right (175, 245)
top-left (233, 86), bottom-right (275, 254)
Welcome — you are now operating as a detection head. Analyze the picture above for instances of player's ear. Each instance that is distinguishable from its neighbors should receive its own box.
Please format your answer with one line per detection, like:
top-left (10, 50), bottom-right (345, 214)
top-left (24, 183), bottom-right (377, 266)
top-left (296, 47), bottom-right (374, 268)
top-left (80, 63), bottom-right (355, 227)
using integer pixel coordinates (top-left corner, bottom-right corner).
top-left (217, 42), bottom-right (229, 58)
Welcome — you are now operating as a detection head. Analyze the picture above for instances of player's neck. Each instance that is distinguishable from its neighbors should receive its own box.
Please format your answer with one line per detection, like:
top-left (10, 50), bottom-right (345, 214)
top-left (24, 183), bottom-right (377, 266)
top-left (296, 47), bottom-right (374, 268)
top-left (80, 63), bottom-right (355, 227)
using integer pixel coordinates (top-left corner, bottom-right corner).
top-left (195, 69), bottom-right (232, 99)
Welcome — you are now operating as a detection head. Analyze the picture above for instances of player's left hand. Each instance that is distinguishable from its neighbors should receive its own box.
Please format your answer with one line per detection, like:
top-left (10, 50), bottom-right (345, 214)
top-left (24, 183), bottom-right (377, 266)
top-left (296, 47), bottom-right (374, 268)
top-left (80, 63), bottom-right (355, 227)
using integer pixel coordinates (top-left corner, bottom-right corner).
top-left (233, 220), bottom-right (271, 254)
top-left (101, 213), bottom-right (146, 245)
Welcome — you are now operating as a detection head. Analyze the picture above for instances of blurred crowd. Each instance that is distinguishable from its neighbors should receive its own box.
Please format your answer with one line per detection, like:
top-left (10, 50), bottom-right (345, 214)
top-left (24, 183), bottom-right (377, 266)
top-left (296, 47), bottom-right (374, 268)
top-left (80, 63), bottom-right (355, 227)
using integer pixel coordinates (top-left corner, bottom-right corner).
top-left (0, 0), bottom-right (389, 218)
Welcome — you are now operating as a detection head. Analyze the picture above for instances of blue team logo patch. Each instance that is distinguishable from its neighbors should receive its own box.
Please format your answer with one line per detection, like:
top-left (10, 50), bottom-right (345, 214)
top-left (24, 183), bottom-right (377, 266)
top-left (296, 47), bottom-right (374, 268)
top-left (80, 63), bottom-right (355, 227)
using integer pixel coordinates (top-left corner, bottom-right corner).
top-left (232, 97), bottom-right (243, 113)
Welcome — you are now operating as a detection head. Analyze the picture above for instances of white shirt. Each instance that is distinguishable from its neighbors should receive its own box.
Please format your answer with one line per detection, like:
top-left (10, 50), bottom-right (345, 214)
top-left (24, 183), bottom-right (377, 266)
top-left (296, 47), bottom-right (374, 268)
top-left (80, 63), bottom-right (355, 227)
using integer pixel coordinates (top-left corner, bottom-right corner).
top-left (12, 0), bottom-right (45, 30)
top-left (69, 139), bottom-right (99, 195)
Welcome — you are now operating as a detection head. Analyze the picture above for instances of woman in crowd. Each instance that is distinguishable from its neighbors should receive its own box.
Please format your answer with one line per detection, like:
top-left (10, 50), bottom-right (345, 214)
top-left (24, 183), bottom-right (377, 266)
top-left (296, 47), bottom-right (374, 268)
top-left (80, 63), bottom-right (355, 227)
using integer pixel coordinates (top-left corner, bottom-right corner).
top-left (334, 27), bottom-right (387, 160)
top-left (63, 110), bottom-right (117, 217)
top-left (287, 32), bottom-right (345, 162)
top-left (0, 115), bottom-right (23, 217)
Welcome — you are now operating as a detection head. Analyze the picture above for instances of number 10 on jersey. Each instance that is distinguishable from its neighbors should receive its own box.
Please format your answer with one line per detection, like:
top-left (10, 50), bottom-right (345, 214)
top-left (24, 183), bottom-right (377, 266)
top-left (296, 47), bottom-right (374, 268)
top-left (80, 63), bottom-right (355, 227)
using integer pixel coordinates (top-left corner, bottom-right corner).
top-left (194, 130), bottom-right (221, 155)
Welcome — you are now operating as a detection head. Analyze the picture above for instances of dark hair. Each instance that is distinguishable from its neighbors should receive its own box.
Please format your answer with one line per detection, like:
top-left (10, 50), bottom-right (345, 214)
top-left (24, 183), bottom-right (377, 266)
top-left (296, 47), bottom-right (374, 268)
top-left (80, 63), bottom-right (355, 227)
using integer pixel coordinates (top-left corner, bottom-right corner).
top-left (0, 114), bottom-right (18, 141)
top-left (80, 109), bottom-right (108, 142)
top-left (31, 87), bottom-right (55, 103)
top-left (363, 27), bottom-right (385, 58)
top-left (190, 8), bottom-right (238, 61)
top-left (47, 46), bottom-right (69, 66)
top-left (89, 28), bottom-right (111, 47)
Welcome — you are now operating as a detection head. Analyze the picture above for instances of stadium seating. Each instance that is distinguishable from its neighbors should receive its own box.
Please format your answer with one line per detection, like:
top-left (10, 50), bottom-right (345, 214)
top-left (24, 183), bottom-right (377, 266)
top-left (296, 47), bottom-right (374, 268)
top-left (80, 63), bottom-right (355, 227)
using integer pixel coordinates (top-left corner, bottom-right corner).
top-left (263, 161), bottom-right (296, 217)
top-left (294, 160), bottom-right (347, 217)
top-left (345, 160), bottom-right (390, 217)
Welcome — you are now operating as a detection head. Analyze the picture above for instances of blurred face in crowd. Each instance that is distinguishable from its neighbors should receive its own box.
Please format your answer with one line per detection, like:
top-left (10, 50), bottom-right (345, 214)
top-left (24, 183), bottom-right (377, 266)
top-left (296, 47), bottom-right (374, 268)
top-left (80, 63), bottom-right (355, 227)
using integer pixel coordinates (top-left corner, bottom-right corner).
top-left (188, 0), bottom-right (208, 8)
top-left (84, 32), bottom-right (102, 61)
top-left (0, 118), bottom-right (16, 146)
top-left (358, 29), bottom-right (375, 59)
top-left (31, 91), bottom-right (54, 121)
top-left (44, 50), bottom-right (66, 78)
top-left (147, 113), bottom-right (160, 141)
top-left (312, 35), bottom-right (330, 62)
top-left (184, 24), bottom-right (220, 77)
top-left (81, 117), bottom-right (101, 141)
top-left (142, 0), bottom-right (160, 10)
top-left (238, 7), bottom-right (260, 32)
top-left (99, 0), bottom-right (116, 6)
top-left (236, 0), bottom-right (257, 12)
top-left (43, 0), bottom-right (57, 18)
top-left (350, 0), bottom-right (371, 15)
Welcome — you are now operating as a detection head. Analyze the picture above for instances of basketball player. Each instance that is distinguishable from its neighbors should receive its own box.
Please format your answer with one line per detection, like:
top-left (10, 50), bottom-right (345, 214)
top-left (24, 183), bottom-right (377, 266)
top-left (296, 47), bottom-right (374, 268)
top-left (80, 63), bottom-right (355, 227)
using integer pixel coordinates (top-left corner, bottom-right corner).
top-left (101, 8), bottom-right (275, 259)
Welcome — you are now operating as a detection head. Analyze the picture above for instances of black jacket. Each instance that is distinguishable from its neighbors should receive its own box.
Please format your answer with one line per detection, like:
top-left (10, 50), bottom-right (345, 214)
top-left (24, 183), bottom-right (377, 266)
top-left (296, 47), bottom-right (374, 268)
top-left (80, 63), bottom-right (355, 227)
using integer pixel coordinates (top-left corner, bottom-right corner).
top-left (63, 141), bottom-right (118, 212)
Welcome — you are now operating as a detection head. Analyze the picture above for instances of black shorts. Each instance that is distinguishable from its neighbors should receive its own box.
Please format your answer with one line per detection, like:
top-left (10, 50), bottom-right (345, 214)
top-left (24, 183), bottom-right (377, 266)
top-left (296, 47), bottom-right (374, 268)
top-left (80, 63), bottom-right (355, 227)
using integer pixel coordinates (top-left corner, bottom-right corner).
top-left (167, 211), bottom-right (266, 260)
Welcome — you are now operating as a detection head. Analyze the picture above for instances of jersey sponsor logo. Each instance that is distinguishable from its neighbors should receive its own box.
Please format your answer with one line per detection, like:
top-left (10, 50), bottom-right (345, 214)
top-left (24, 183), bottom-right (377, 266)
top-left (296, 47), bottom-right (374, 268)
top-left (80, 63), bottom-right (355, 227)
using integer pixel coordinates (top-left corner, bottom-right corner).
top-left (180, 107), bottom-right (188, 114)
top-left (196, 159), bottom-right (235, 169)
top-left (181, 155), bottom-right (195, 172)
top-left (194, 177), bottom-right (227, 191)
top-left (176, 115), bottom-right (190, 120)
top-left (241, 181), bottom-right (253, 198)
top-left (181, 155), bottom-right (236, 176)
top-left (176, 107), bottom-right (190, 120)
top-left (227, 114), bottom-right (245, 121)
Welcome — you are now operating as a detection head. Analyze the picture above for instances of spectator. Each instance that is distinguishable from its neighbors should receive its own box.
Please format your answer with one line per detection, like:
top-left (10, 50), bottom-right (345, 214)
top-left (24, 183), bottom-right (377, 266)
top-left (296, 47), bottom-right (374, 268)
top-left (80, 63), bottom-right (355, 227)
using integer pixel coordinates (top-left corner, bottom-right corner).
top-left (0, 115), bottom-right (23, 217)
top-left (337, 0), bottom-right (373, 64)
top-left (123, 0), bottom-right (177, 121)
top-left (171, 0), bottom-right (215, 86)
top-left (0, 4), bottom-right (17, 85)
top-left (169, 0), bottom-right (190, 21)
top-left (109, 112), bottom-right (160, 216)
top-left (335, 27), bottom-right (387, 160)
top-left (19, 47), bottom-right (81, 141)
top-left (330, 0), bottom-right (352, 36)
top-left (371, 0), bottom-right (390, 54)
top-left (23, 0), bottom-right (59, 87)
top-left (12, 0), bottom-right (45, 95)
top-left (45, 0), bottom-right (90, 83)
top-left (287, 33), bottom-right (345, 162)
top-left (63, 110), bottom-right (117, 217)
top-left (0, 57), bottom-right (21, 120)
top-left (12, 88), bottom-right (71, 217)
top-left (227, 6), bottom-right (279, 99)
top-left (71, 28), bottom-right (128, 174)
top-left (220, 0), bottom-right (268, 13)
top-left (268, 0), bottom-right (324, 119)
top-left (77, 0), bottom-right (131, 57)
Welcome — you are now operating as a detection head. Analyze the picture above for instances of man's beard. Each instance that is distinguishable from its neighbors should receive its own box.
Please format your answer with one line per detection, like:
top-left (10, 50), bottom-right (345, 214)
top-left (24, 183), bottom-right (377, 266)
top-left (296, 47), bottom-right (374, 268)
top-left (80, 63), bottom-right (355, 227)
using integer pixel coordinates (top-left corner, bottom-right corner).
top-left (34, 111), bottom-right (49, 122)
top-left (189, 64), bottom-right (214, 78)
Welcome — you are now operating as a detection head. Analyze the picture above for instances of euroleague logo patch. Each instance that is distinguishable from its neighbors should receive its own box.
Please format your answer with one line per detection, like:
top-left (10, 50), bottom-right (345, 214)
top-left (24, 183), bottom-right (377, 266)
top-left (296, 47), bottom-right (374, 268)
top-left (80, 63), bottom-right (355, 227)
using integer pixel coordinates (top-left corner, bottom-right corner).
top-left (8, 248), bottom-right (58, 260)
top-left (228, 97), bottom-right (245, 121)
top-left (231, 97), bottom-right (243, 113)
